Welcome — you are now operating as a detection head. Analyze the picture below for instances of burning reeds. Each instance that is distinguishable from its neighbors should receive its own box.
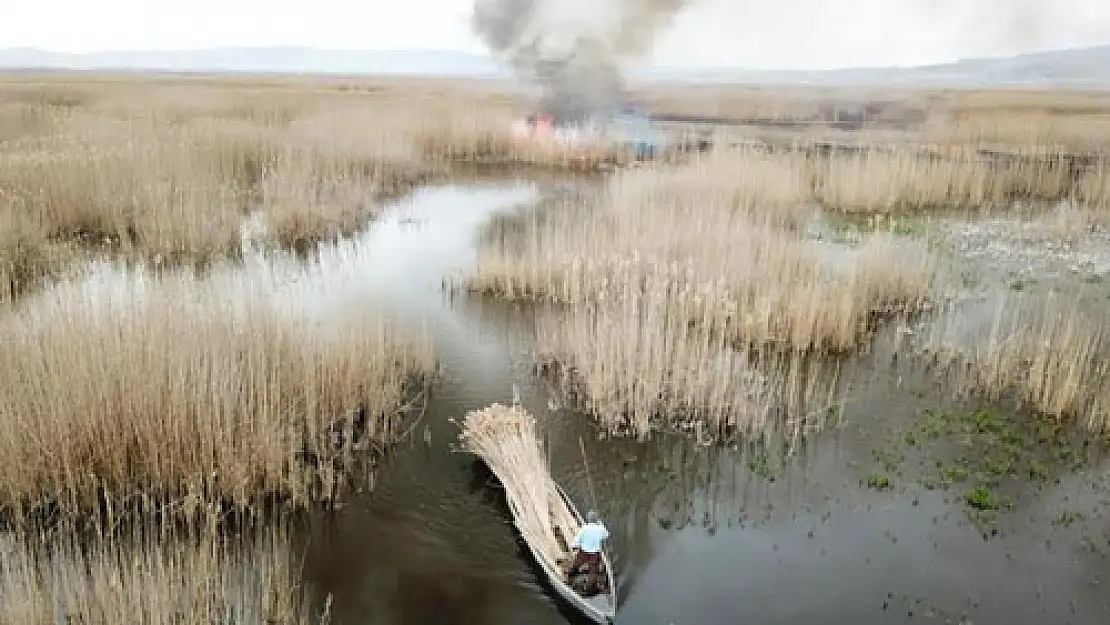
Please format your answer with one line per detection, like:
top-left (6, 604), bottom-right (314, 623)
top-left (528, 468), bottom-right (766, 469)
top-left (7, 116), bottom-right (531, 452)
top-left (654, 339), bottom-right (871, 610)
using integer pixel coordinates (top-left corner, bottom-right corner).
top-left (455, 403), bottom-right (581, 569)
top-left (4, 76), bottom-right (1109, 305)
top-left (0, 259), bottom-right (433, 524)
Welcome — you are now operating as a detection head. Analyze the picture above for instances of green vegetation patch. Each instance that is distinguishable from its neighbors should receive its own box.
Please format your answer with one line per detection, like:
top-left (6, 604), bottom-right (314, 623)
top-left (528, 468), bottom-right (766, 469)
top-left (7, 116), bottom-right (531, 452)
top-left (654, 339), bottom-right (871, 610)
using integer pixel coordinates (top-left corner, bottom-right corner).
top-left (865, 405), bottom-right (1106, 538)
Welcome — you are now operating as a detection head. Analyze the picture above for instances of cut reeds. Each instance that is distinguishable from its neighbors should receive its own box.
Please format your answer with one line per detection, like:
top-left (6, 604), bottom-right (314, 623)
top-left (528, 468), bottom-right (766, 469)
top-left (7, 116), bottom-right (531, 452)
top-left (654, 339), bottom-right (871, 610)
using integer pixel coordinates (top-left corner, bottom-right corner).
top-left (455, 403), bottom-right (580, 568)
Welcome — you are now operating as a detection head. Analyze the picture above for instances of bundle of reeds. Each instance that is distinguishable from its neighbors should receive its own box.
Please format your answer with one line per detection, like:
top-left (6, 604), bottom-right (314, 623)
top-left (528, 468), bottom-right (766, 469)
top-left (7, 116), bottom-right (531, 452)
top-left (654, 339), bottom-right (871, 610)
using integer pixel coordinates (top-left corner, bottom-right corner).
top-left (456, 403), bottom-right (580, 568)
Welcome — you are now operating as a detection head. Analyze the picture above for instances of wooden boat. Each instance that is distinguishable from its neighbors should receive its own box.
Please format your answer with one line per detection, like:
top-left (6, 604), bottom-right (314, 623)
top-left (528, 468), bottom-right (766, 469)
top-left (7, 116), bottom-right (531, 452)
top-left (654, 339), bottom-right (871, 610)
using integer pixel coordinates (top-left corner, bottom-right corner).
top-left (510, 481), bottom-right (618, 624)
top-left (456, 403), bottom-right (618, 624)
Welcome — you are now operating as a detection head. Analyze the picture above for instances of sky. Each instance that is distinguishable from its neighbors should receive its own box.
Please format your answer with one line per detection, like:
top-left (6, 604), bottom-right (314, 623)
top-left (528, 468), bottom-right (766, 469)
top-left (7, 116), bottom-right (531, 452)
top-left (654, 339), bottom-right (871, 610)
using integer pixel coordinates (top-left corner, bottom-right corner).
top-left (4, 0), bottom-right (1110, 70)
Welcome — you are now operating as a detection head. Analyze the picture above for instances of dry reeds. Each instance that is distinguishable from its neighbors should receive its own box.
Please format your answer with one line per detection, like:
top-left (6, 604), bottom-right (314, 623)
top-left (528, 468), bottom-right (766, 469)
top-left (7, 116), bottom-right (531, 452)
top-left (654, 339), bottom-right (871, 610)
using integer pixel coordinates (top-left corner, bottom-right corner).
top-left (0, 79), bottom-right (496, 301)
top-left (638, 84), bottom-right (1110, 155)
top-left (1078, 167), bottom-right (1110, 209)
top-left (809, 146), bottom-right (1090, 213)
top-left (455, 403), bottom-right (580, 567)
top-left (0, 258), bottom-right (433, 522)
top-left (467, 148), bottom-right (923, 437)
top-left (3, 78), bottom-right (1109, 304)
top-left (533, 274), bottom-right (776, 439)
top-left (0, 111), bottom-right (426, 268)
top-left (924, 97), bottom-right (1110, 154)
top-left (0, 519), bottom-right (323, 625)
top-left (470, 149), bottom-right (933, 352)
top-left (924, 294), bottom-right (1110, 429)
top-left (813, 150), bottom-right (993, 212)
top-left (0, 76), bottom-right (668, 301)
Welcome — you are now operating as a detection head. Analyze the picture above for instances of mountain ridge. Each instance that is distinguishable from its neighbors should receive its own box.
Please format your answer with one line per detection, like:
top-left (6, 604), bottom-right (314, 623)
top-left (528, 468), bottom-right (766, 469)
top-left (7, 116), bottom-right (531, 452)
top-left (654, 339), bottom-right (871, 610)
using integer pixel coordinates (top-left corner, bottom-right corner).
top-left (2, 45), bottom-right (1109, 85)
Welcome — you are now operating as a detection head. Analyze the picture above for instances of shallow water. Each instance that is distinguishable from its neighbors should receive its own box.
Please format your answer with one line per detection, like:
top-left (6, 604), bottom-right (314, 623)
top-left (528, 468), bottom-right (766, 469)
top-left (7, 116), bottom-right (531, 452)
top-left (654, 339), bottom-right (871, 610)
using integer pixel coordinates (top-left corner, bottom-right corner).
top-left (7, 173), bottom-right (1107, 623)
top-left (289, 180), bottom-right (1110, 625)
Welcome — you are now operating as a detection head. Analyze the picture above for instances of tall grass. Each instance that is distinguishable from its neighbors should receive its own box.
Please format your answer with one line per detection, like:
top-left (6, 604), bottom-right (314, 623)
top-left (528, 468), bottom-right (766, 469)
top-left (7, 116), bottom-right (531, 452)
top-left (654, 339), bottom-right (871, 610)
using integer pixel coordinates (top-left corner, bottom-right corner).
top-left (1078, 167), bottom-right (1110, 210)
top-left (924, 102), bottom-right (1110, 154)
top-left (471, 149), bottom-right (933, 349)
top-left (468, 149), bottom-right (927, 437)
top-left (923, 294), bottom-right (1110, 430)
top-left (0, 210), bottom-right (80, 301)
top-left (4, 78), bottom-right (1110, 302)
top-left (0, 77), bottom-right (654, 301)
top-left (0, 111), bottom-right (430, 270)
top-left (0, 259), bottom-right (433, 522)
top-left (0, 517), bottom-right (323, 625)
top-left (533, 272), bottom-right (778, 440)
top-left (638, 83), bottom-right (1110, 154)
top-left (810, 147), bottom-right (1092, 213)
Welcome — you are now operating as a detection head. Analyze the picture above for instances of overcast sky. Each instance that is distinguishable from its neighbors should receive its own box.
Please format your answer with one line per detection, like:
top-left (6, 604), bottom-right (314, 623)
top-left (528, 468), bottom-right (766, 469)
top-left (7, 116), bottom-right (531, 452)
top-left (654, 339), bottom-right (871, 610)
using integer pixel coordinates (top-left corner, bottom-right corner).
top-left (4, 0), bottom-right (1110, 70)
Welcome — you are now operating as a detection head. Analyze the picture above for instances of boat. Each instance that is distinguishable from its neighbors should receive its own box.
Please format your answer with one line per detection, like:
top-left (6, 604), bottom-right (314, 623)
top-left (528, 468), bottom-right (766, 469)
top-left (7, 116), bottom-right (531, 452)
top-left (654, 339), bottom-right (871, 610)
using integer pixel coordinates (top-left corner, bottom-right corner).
top-left (456, 403), bottom-right (618, 624)
top-left (524, 482), bottom-right (617, 624)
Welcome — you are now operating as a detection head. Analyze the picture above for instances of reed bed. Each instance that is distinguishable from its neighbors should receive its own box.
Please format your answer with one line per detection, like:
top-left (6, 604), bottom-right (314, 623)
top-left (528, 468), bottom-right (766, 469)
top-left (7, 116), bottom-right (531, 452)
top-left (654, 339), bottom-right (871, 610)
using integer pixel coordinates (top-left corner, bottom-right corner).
top-left (0, 257), bottom-right (433, 523)
top-left (0, 108), bottom-right (433, 283)
top-left (923, 100), bottom-right (1110, 154)
top-left (469, 149), bottom-right (934, 352)
top-left (455, 403), bottom-right (580, 568)
top-left (3, 77), bottom-right (1110, 302)
top-left (1078, 167), bottom-right (1110, 210)
top-left (639, 84), bottom-right (1110, 155)
top-left (534, 276), bottom-right (767, 440)
top-left (466, 149), bottom-right (921, 437)
top-left (0, 518), bottom-right (322, 625)
top-left (923, 294), bottom-right (1110, 430)
top-left (810, 149), bottom-right (1080, 212)
top-left (532, 269), bottom-right (848, 441)
top-left (0, 78), bottom-right (529, 301)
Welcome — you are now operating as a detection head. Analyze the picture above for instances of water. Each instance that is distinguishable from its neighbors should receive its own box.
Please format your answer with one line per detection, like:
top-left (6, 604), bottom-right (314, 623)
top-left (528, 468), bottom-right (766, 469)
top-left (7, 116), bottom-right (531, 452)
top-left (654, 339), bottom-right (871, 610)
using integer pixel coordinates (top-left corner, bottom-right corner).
top-left (2, 173), bottom-right (1050, 623)
top-left (279, 177), bottom-right (1110, 625)
top-left (280, 179), bottom-right (576, 624)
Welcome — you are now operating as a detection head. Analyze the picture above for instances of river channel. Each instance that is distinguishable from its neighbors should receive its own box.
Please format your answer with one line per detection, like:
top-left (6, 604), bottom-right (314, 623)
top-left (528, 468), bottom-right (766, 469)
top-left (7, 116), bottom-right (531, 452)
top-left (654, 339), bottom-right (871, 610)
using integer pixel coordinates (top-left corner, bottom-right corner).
top-left (275, 174), bottom-right (1110, 625)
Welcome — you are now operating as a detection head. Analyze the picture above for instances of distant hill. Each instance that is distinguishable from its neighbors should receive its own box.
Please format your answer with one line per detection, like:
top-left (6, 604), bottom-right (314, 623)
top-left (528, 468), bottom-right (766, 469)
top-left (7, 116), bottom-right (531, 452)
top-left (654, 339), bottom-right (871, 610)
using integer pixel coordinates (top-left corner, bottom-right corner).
top-left (642, 46), bottom-right (1110, 86)
top-left (0, 46), bottom-right (509, 77)
top-left (2, 45), bottom-right (1110, 86)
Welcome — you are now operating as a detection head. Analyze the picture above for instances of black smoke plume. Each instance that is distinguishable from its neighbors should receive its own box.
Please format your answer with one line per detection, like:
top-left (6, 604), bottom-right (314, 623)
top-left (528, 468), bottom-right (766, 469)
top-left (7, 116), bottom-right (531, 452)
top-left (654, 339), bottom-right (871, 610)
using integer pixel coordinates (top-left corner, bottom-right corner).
top-left (472, 0), bottom-right (691, 122)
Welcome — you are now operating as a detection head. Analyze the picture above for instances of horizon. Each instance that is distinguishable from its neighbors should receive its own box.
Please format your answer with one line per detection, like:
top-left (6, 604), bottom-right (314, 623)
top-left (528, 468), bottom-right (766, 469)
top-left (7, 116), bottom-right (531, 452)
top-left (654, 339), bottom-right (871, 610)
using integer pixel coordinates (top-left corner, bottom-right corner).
top-left (4, 0), bottom-right (1110, 72)
top-left (3, 42), bottom-right (1109, 74)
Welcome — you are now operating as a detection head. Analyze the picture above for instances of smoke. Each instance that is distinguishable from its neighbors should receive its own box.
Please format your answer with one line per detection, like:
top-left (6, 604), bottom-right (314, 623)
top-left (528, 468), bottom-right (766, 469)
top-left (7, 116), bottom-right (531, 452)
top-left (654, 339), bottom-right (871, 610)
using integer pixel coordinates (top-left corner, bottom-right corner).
top-left (472, 0), bottom-right (692, 122)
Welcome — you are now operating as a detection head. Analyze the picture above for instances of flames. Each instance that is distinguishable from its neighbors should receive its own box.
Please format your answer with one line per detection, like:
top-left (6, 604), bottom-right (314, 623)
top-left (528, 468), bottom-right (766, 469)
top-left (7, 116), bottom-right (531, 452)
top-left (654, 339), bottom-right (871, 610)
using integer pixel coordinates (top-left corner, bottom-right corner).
top-left (510, 114), bottom-right (602, 152)
top-left (510, 105), bottom-right (668, 162)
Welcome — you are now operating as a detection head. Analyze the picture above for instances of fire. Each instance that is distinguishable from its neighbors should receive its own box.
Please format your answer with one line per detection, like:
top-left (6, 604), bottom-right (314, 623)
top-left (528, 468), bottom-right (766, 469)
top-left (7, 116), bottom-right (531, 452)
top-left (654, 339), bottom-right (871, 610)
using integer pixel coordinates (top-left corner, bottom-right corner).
top-left (512, 113), bottom-right (600, 152)
top-left (510, 104), bottom-right (667, 160)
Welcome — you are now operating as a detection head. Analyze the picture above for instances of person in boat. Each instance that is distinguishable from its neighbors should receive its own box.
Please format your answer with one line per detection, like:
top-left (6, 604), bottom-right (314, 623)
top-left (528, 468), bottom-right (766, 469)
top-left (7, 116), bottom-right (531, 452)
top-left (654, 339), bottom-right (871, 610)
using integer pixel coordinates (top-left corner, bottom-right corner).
top-left (568, 510), bottom-right (609, 594)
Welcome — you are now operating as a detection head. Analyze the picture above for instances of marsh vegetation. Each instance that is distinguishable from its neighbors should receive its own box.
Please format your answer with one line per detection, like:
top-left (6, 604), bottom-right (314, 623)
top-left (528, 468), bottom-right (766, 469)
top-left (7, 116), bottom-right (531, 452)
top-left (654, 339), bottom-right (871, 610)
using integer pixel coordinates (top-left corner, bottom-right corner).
top-left (2, 74), bottom-right (1110, 623)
